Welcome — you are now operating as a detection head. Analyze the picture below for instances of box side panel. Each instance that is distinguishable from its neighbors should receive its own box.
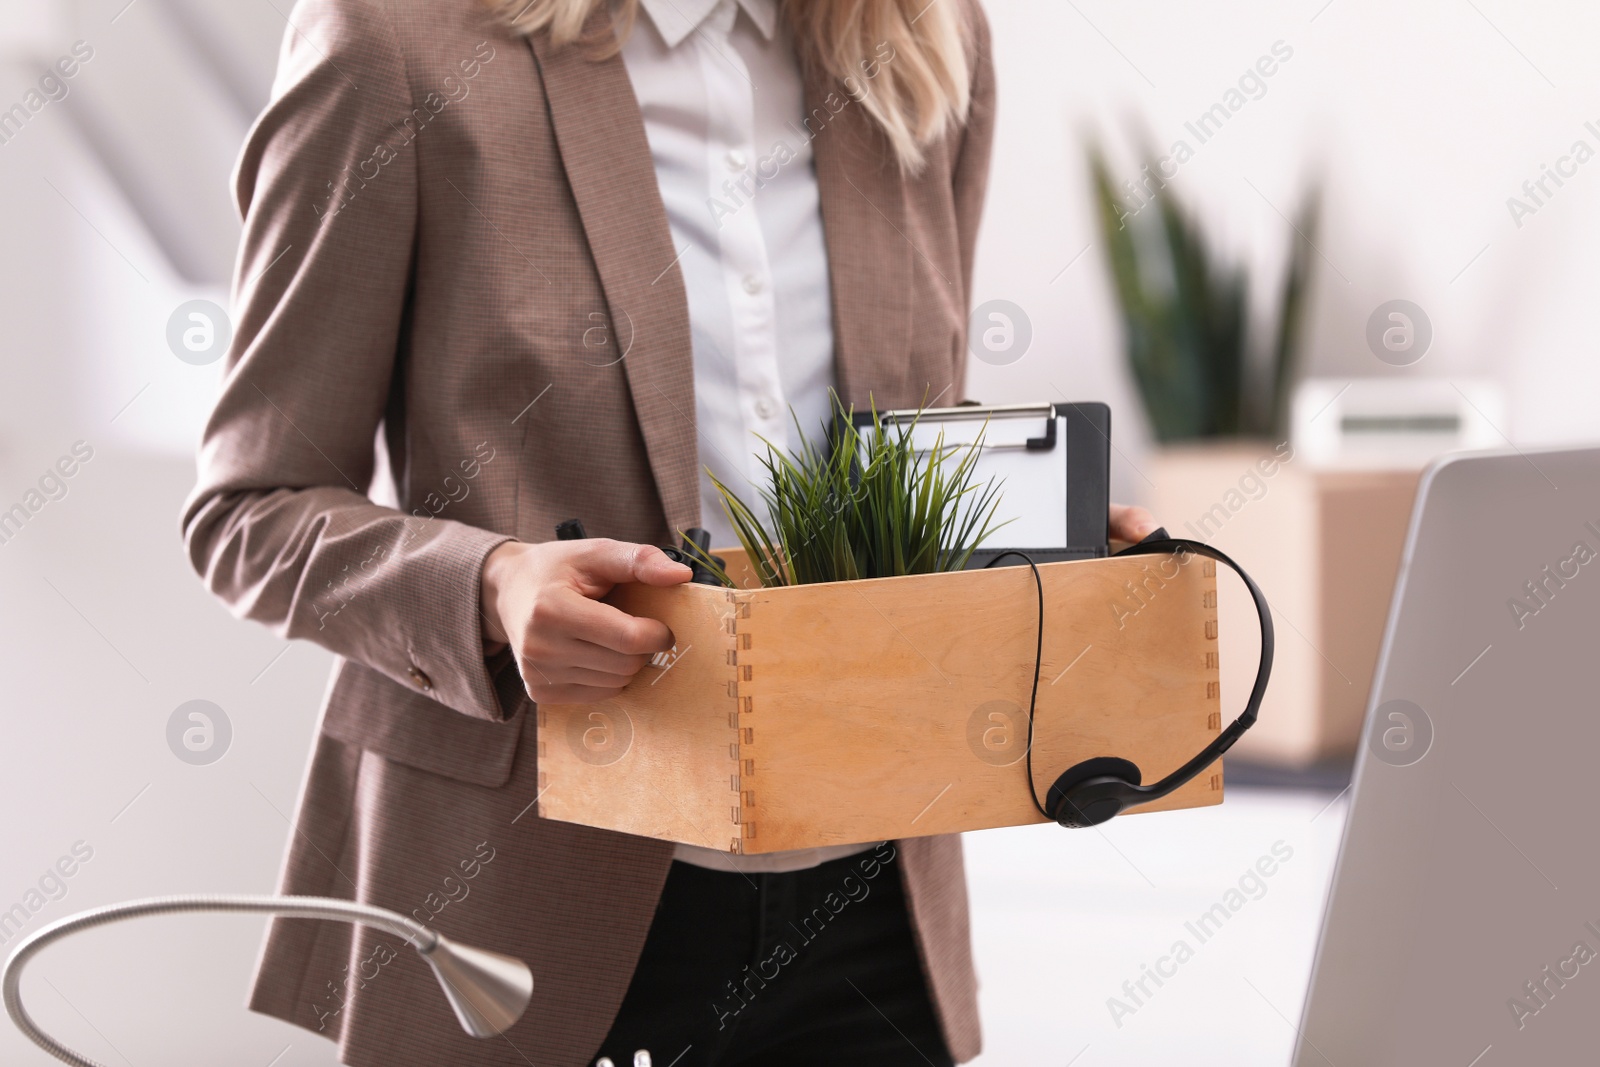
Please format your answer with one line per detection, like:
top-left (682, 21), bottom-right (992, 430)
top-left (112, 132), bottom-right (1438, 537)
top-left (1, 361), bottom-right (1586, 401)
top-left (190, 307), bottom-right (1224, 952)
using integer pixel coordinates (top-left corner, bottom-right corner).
top-left (714, 546), bottom-right (761, 590)
top-left (735, 554), bottom-right (1222, 852)
top-left (1150, 447), bottom-right (1319, 766)
top-left (535, 583), bottom-right (743, 852)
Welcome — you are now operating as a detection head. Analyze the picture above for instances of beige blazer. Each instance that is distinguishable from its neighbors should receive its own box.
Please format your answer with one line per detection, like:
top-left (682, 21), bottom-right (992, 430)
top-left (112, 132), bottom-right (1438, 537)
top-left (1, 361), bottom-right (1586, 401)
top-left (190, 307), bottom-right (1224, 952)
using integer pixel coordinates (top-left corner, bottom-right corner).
top-left (183, 0), bottom-right (995, 1063)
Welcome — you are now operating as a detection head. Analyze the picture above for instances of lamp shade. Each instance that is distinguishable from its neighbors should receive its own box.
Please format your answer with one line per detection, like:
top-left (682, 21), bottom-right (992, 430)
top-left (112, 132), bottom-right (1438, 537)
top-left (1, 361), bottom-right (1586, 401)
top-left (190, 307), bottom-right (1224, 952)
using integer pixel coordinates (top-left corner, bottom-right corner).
top-left (421, 932), bottom-right (537, 1039)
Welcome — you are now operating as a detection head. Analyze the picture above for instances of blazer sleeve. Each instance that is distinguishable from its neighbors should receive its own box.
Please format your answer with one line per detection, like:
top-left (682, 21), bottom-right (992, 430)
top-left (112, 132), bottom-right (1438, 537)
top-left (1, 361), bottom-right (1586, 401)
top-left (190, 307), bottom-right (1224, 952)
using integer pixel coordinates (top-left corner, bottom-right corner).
top-left (949, 0), bottom-right (996, 398)
top-left (181, 0), bottom-right (517, 723)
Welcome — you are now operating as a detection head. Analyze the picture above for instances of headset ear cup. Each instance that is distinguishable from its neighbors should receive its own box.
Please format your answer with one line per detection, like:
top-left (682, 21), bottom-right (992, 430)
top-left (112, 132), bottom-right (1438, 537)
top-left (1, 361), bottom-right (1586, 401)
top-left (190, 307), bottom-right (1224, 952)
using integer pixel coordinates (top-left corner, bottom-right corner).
top-left (1046, 757), bottom-right (1143, 828)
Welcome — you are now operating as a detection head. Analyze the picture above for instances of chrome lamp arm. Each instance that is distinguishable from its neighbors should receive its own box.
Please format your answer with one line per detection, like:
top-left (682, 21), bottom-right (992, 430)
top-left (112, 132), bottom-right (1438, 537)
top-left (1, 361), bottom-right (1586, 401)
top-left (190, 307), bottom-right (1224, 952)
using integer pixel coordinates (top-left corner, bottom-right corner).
top-left (2, 894), bottom-right (533, 1067)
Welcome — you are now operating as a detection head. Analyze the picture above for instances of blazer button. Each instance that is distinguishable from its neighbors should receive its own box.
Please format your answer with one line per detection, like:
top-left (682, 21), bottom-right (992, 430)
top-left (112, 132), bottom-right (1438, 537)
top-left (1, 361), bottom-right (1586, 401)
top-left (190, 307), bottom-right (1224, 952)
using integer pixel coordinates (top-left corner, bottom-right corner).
top-left (407, 667), bottom-right (433, 693)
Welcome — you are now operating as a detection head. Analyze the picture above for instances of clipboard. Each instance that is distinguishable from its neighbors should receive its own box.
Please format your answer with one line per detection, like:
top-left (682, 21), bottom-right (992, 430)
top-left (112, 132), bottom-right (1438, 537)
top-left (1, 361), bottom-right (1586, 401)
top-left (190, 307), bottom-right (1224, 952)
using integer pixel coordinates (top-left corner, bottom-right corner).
top-left (852, 401), bottom-right (1111, 565)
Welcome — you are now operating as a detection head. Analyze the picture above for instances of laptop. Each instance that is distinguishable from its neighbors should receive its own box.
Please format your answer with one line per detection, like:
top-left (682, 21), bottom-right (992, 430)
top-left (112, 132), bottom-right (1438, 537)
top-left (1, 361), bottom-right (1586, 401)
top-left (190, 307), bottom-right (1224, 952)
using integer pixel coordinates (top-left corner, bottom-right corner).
top-left (1293, 445), bottom-right (1600, 1064)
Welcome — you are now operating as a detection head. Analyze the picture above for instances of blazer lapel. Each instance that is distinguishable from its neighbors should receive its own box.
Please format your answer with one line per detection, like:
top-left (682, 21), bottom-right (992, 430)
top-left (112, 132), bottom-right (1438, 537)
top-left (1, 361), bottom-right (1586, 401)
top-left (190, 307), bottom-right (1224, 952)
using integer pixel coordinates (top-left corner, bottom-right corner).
top-left (528, 15), bottom-right (919, 533)
top-left (528, 12), bottom-right (701, 536)
top-left (806, 64), bottom-right (914, 409)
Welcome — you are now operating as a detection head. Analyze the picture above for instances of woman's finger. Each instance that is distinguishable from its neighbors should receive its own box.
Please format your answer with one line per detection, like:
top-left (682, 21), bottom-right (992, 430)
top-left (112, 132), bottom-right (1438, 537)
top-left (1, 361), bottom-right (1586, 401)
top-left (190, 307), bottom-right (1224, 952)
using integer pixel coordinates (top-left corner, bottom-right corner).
top-left (1109, 503), bottom-right (1160, 543)
top-left (569, 595), bottom-right (677, 656)
top-left (520, 661), bottom-right (640, 690)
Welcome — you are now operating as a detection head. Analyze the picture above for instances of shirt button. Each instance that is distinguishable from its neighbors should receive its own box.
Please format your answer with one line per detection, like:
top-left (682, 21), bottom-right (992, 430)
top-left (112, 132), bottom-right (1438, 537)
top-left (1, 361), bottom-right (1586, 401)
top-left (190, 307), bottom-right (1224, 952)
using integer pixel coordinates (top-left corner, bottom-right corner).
top-left (754, 396), bottom-right (777, 419)
top-left (742, 274), bottom-right (763, 295)
top-left (725, 149), bottom-right (747, 172)
top-left (407, 666), bottom-right (433, 693)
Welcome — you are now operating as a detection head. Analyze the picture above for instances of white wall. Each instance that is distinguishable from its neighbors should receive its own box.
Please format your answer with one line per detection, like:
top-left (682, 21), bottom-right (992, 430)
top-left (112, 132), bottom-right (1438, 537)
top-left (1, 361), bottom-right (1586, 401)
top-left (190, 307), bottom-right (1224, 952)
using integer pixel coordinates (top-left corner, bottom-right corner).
top-left (968, 0), bottom-right (1600, 506)
top-left (1, 4), bottom-right (338, 1065)
top-left (2, 2), bottom-right (1598, 1065)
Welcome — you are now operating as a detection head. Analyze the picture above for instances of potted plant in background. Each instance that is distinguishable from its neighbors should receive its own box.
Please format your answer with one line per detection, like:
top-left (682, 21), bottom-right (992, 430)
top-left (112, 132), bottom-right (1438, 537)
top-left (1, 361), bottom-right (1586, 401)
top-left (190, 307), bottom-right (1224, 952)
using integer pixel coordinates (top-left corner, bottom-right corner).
top-left (1086, 142), bottom-right (1413, 772)
top-left (1086, 137), bottom-right (1317, 446)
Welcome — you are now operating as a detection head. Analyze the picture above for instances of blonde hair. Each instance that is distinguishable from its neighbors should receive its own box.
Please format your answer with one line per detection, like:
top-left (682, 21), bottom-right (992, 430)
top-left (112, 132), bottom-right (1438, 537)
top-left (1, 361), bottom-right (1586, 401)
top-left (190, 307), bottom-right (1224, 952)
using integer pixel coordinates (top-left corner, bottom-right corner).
top-left (487, 0), bottom-right (973, 171)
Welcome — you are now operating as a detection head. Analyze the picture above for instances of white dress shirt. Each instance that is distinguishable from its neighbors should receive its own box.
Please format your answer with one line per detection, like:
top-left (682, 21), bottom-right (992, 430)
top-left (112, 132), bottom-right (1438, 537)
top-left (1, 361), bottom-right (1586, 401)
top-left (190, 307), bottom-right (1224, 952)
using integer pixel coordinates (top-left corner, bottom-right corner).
top-left (618, 0), bottom-right (874, 874)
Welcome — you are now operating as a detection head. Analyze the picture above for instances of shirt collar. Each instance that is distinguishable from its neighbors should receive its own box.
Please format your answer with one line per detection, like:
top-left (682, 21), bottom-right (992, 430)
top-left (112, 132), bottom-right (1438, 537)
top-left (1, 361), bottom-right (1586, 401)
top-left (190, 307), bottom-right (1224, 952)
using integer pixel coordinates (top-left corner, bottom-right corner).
top-left (635, 0), bottom-right (777, 47)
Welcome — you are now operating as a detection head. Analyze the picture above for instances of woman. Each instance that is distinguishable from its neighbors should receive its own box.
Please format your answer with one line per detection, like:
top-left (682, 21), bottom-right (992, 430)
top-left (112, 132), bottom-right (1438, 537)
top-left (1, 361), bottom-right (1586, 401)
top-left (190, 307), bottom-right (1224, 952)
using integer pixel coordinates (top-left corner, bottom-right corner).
top-left (185, 1), bottom-right (1154, 1063)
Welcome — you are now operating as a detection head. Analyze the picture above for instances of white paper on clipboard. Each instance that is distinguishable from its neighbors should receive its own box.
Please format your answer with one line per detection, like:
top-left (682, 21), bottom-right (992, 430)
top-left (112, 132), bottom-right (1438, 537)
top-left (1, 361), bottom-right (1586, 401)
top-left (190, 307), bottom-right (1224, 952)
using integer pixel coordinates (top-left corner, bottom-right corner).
top-left (865, 404), bottom-right (1069, 549)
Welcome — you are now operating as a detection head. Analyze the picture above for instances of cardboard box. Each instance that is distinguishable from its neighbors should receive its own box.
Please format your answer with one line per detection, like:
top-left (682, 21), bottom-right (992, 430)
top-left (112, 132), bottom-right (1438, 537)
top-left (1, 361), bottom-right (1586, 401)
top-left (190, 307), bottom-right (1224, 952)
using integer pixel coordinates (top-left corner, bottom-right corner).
top-left (537, 549), bottom-right (1225, 854)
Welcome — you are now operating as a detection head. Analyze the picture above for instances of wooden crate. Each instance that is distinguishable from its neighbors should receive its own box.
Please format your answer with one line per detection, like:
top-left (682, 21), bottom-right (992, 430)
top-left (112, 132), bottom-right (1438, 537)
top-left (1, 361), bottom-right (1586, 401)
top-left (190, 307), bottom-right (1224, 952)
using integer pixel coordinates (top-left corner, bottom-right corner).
top-left (537, 549), bottom-right (1223, 854)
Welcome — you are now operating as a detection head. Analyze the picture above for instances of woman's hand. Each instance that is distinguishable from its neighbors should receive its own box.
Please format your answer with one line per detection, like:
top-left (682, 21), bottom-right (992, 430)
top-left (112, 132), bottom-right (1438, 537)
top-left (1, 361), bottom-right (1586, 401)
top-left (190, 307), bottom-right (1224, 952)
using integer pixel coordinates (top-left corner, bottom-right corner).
top-left (480, 539), bottom-right (694, 705)
top-left (1109, 503), bottom-right (1161, 546)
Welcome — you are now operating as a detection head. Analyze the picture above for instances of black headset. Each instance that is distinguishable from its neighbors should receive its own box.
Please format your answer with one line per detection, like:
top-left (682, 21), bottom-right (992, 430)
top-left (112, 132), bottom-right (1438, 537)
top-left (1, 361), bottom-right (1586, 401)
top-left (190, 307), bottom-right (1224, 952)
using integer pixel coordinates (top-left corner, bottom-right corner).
top-left (984, 529), bottom-right (1275, 829)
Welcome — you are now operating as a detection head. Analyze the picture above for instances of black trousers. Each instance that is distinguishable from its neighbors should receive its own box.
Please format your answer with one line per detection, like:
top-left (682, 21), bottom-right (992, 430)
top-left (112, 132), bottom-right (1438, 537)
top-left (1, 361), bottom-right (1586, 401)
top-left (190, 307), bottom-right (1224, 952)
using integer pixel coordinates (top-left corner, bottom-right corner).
top-left (592, 843), bottom-right (954, 1067)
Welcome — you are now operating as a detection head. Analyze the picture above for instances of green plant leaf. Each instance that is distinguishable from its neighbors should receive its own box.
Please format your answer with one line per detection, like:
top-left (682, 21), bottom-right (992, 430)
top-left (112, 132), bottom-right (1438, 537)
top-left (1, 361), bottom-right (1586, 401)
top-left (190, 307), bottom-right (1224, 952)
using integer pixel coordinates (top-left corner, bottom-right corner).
top-left (1085, 133), bottom-right (1319, 442)
top-left (693, 392), bottom-right (1008, 588)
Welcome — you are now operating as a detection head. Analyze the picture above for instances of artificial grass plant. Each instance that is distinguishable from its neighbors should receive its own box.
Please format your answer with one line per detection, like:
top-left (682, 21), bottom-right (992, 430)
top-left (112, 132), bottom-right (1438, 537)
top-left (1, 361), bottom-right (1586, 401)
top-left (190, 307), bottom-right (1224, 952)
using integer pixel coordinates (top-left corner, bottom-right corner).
top-left (685, 393), bottom-right (1010, 588)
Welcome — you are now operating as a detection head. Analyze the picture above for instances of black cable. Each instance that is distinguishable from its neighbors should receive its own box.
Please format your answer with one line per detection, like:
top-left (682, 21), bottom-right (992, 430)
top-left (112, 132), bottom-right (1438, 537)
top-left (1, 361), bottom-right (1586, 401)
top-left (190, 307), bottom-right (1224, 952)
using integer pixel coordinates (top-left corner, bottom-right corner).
top-left (1112, 534), bottom-right (1276, 777)
top-left (986, 533), bottom-right (1274, 826)
top-left (982, 550), bottom-right (1050, 819)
